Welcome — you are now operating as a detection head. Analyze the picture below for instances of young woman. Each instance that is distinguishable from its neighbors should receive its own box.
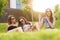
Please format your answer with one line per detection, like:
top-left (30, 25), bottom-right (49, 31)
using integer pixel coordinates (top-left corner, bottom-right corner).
top-left (18, 17), bottom-right (32, 32)
top-left (6, 15), bottom-right (17, 32)
top-left (35, 13), bottom-right (43, 31)
top-left (39, 8), bottom-right (55, 29)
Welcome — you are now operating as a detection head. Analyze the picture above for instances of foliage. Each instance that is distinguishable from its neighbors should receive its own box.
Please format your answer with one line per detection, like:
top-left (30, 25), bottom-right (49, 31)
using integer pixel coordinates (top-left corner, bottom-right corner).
top-left (0, 0), bottom-right (7, 17)
top-left (15, 0), bottom-right (38, 21)
top-left (54, 4), bottom-right (60, 20)
top-left (22, 0), bottom-right (38, 21)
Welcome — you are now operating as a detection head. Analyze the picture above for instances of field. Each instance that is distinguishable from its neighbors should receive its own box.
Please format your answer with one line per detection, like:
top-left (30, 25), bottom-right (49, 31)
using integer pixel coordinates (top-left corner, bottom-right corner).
top-left (0, 20), bottom-right (60, 40)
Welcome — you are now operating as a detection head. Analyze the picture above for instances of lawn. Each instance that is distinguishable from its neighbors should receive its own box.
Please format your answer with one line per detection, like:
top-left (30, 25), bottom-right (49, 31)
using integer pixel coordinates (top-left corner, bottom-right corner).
top-left (0, 29), bottom-right (60, 40)
top-left (0, 20), bottom-right (60, 40)
top-left (0, 20), bottom-right (60, 33)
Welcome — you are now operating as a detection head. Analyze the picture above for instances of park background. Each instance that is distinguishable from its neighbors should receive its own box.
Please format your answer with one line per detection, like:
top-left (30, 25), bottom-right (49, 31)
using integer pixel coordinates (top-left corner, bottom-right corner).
top-left (0, 0), bottom-right (60, 40)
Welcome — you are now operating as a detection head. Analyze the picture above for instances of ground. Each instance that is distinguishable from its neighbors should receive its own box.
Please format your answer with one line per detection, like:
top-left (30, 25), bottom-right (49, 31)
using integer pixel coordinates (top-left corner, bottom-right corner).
top-left (0, 20), bottom-right (60, 40)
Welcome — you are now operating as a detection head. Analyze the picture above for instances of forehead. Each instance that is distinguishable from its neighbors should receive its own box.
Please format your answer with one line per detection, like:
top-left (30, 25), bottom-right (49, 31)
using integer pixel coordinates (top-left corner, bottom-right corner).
top-left (11, 17), bottom-right (15, 18)
top-left (20, 19), bottom-right (24, 21)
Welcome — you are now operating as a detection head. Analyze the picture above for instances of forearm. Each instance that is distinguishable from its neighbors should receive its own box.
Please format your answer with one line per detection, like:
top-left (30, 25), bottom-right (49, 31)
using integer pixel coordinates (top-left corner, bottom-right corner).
top-left (39, 18), bottom-right (44, 29)
top-left (48, 20), bottom-right (54, 28)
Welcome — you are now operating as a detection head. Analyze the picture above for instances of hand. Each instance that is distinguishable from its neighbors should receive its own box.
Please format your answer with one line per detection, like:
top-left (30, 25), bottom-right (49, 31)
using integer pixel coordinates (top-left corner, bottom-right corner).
top-left (45, 16), bottom-right (49, 21)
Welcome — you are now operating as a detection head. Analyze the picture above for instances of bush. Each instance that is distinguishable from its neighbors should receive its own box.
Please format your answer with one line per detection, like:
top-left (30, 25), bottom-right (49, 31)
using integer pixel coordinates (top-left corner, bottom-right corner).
top-left (0, 29), bottom-right (60, 40)
top-left (55, 20), bottom-right (60, 29)
top-left (0, 0), bottom-right (7, 17)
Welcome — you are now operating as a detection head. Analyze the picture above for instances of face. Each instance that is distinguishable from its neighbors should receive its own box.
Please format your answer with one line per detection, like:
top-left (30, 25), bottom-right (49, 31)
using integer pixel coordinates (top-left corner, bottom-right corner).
top-left (46, 9), bottom-right (52, 17)
top-left (11, 17), bottom-right (16, 23)
top-left (19, 19), bottom-right (25, 24)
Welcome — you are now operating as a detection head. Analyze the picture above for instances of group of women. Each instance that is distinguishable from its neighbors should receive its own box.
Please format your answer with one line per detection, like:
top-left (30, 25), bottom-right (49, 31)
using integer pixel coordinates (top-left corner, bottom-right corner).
top-left (6, 8), bottom-right (55, 32)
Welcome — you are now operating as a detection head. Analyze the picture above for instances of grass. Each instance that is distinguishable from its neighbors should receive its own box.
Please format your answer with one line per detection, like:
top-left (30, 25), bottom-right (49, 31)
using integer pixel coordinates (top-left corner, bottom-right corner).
top-left (0, 20), bottom-right (60, 40)
top-left (0, 29), bottom-right (60, 40)
top-left (0, 20), bottom-right (60, 32)
top-left (0, 23), bottom-right (6, 33)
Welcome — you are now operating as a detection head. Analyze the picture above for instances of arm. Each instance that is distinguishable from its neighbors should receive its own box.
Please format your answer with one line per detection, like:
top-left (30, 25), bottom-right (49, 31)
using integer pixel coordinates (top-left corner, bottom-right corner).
top-left (39, 18), bottom-right (44, 28)
top-left (47, 17), bottom-right (55, 28)
top-left (38, 14), bottom-right (44, 28)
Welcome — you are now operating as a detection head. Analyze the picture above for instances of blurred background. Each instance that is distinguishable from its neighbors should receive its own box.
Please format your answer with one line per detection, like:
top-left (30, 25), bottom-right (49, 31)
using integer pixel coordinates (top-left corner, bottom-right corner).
top-left (0, 0), bottom-right (60, 32)
top-left (0, 0), bottom-right (60, 22)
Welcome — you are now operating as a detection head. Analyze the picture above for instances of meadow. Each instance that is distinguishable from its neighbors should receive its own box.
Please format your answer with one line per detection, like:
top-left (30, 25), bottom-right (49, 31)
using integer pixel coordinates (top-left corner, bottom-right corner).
top-left (0, 20), bottom-right (60, 40)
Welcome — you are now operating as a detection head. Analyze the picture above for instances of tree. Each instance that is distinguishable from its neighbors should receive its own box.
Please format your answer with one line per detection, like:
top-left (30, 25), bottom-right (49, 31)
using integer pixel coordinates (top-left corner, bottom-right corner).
top-left (54, 4), bottom-right (60, 20)
top-left (16, 0), bottom-right (38, 21)
top-left (0, 0), bottom-right (7, 17)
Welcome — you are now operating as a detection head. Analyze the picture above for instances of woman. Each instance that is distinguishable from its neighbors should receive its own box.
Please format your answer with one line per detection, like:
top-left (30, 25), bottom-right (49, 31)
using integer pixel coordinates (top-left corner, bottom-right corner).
top-left (35, 13), bottom-right (43, 31)
top-left (6, 15), bottom-right (17, 32)
top-left (40, 8), bottom-right (55, 29)
top-left (18, 17), bottom-right (32, 32)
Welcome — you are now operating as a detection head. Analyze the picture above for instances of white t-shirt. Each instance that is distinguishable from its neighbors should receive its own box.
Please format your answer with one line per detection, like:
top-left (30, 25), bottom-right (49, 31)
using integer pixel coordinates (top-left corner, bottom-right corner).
top-left (23, 24), bottom-right (31, 32)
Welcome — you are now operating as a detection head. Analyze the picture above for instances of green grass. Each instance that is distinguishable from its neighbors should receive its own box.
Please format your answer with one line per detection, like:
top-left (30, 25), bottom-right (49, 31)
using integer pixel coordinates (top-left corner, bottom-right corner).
top-left (0, 20), bottom-right (60, 40)
top-left (0, 29), bottom-right (60, 40)
top-left (0, 23), bottom-right (6, 33)
top-left (55, 20), bottom-right (60, 28)
top-left (0, 20), bottom-right (60, 32)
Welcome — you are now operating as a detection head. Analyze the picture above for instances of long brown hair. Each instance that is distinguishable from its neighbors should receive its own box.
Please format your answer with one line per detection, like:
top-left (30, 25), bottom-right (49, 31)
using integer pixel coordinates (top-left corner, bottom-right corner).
top-left (18, 17), bottom-right (31, 27)
top-left (45, 8), bottom-right (54, 20)
top-left (18, 17), bottom-right (27, 27)
top-left (7, 15), bottom-right (16, 25)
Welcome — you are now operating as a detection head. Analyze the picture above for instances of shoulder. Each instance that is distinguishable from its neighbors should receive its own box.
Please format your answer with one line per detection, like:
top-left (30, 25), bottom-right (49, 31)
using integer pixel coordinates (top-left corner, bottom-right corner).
top-left (6, 23), bottom-right (10, 28)
top-left (6, 23), bottom-right (9, 26)
top-left (41, 16), bottom-right (46, 20)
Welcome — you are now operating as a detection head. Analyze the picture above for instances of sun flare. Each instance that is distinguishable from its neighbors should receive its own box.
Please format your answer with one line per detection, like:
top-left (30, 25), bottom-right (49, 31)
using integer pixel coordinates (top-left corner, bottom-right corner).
top-left (32, 0), bottom-right (60, 12)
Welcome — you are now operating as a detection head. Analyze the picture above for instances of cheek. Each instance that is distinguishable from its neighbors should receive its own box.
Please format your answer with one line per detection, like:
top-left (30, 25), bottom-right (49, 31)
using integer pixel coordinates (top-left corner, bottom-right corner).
top-left (49, 13), bottom-right (51, 16)
top-left (47, 12), bottom-right (51, 16)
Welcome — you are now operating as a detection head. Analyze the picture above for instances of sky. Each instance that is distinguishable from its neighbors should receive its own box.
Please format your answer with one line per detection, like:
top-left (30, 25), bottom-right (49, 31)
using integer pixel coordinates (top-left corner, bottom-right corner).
top-left (32, 0), bottom-right (60, 12)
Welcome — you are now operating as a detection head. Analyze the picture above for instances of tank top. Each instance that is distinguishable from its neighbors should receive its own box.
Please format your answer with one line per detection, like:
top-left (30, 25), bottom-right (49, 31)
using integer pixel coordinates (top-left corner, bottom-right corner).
top-left (8, 25), bottom-right (17, 31)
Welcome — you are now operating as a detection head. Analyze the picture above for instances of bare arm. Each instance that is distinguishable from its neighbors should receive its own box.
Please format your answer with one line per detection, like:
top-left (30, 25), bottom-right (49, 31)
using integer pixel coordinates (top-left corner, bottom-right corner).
top-left (39, 18), bottom-right (44, 28)
top-left (46, 16), bottom-right (55, 28)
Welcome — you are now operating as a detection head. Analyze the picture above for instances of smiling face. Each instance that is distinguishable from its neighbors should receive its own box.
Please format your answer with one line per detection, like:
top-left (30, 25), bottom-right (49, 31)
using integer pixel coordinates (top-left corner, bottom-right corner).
top-left (8, 15), bottom-right (16, 24)
top-left (45, 8), bottom-right (52, 17)
top-left (19, 19), bottom-right (25, 25)
top-left (11, 17), bottom-right (16, 24)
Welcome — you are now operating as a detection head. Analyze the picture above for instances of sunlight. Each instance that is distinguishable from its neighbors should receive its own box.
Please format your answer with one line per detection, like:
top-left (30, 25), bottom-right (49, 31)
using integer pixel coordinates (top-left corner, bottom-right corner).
top-left (32, 0), bottom-right (60, 12)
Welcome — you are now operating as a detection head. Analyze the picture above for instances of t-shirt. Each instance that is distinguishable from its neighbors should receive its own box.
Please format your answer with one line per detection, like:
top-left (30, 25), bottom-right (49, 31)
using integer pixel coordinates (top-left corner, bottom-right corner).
top-left (43, 17), bottom-right (54, 29)
top-left (23, 24), bottom-right (31, 32)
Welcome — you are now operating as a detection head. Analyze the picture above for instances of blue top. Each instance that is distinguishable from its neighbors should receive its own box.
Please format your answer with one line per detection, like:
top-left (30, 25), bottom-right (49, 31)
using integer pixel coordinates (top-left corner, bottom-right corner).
top-left (43, 17), bottom-right (54, 29)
